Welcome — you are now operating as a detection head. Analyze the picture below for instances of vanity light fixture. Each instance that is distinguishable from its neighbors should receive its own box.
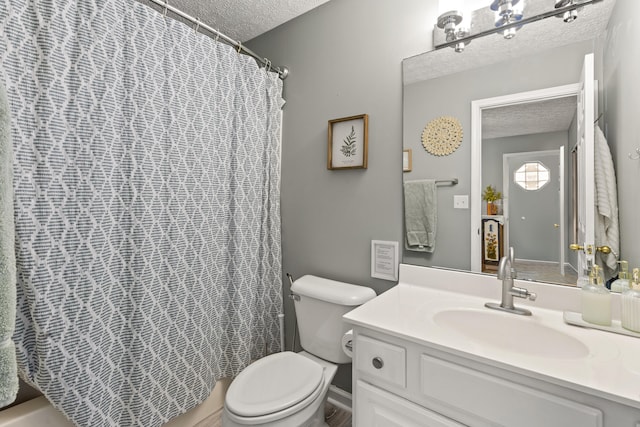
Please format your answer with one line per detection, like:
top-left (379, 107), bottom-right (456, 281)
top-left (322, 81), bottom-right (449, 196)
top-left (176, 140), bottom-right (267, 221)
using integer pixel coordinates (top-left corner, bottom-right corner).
top-left (433, 0), bottom-right (602, 52)
top-left (436, 10), bottom-right (469, 52)
top-left (436, 0), bottom-right (477, 52)
top-left (491, 0), bottom-right (524, 39)
top-left (555, 0), bottom-right (580, 22)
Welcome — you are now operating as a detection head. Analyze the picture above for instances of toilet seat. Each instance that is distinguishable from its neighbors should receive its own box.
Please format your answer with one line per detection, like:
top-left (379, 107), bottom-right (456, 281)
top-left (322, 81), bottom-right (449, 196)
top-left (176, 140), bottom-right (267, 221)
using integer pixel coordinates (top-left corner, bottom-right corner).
top-left (225, 352), bottom-right (325, 421)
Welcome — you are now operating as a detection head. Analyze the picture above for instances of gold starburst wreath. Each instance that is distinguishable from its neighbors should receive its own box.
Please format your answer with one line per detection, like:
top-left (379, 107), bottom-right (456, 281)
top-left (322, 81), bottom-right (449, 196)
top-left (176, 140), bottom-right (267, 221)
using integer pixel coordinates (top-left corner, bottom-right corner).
top-left (421, 116), bottom-right (463, 156)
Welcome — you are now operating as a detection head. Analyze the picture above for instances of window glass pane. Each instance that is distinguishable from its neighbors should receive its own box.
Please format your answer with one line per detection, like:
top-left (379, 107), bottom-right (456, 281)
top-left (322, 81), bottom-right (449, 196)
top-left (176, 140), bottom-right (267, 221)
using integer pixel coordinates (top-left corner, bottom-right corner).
top-left (514, 161), bottom-right (550, 191)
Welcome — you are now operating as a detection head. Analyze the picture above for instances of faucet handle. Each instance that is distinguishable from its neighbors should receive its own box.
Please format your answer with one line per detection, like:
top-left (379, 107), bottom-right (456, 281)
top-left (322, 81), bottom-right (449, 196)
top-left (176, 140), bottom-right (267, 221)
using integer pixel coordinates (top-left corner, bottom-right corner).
top-left (508, 246), bottom-right (515, 264)
top-left (510, 286), bottom-right (536, 301)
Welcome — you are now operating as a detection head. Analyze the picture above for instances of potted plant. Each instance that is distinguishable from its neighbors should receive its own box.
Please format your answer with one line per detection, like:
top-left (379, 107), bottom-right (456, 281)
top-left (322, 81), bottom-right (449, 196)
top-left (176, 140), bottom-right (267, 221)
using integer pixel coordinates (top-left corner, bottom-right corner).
top-left (482, 185), bottom-right (502, 215)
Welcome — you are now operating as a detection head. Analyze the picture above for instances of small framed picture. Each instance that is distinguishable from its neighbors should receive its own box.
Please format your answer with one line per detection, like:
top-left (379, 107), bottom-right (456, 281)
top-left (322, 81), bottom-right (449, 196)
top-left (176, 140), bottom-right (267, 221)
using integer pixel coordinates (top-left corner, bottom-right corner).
top-left (371, 240), bottom-right (399, 281)
top-left (328, 114), bottom-right (368, 170)
top-left (403, 149), bottom-right (412, 172)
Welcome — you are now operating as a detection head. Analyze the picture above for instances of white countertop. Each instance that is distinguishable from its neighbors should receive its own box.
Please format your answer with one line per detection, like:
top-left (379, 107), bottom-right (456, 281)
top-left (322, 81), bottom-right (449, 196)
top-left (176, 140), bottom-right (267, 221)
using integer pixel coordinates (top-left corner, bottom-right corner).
top-left (344, 264), bottom-right (640, 409)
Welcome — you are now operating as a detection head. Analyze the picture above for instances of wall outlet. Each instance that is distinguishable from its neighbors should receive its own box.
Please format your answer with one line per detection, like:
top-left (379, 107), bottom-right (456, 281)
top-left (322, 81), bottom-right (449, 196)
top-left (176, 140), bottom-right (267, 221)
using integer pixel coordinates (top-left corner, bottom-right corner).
top-left (454, 195), bottom-right (469, 209)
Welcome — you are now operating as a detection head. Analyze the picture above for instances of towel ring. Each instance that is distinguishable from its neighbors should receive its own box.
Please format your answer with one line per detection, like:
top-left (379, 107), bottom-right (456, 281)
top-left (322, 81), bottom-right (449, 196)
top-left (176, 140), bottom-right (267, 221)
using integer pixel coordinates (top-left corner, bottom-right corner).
top-left (628, 148), bottom-right (640, 160)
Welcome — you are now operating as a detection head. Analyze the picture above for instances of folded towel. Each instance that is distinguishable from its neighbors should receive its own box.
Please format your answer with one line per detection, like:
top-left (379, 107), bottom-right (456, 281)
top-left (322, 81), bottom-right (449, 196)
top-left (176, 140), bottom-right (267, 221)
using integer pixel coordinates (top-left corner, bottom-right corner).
top-left (594, 125), bottom-right (619, 276)
top-left (0, 81), bottom-right (17, 409)
top-left (404, 179), bottom-right (437, 253)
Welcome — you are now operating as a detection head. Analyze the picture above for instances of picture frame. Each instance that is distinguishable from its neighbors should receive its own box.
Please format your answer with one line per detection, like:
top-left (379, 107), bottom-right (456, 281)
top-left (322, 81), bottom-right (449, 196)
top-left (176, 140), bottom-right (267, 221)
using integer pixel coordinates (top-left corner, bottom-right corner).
top-left (481, 217), bottom-right (504, 273)
top-left (403, 149), bottom-right (412, 172)
top-left (327, 114), bottom-right (369, 170)
top-left (371, 240), bottom-right (399, 281)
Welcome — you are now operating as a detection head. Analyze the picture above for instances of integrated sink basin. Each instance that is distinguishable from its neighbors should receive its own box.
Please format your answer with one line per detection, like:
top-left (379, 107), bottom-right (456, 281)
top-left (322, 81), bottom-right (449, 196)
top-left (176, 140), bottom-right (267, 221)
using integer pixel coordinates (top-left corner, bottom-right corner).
top-left (433, 309), bottom-right (590, 359)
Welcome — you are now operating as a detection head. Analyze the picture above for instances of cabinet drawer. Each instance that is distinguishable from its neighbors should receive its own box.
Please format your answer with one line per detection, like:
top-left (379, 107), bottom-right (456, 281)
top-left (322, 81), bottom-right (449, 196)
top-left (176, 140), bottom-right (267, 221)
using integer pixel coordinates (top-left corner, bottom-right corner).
top-left (420, 354), bottom-right (603, 427)
top-left (356, 380), bottom-right (464, 427)
top-left (356, 335), bottom-right (406, 388)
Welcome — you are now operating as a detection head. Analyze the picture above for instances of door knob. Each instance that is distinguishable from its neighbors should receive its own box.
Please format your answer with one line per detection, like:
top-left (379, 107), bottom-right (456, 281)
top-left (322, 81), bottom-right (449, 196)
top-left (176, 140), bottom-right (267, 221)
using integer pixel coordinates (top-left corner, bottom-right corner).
top-left (569, 244), bottom-right (611, 254)
top-left (554, 224), bottom-right (559, 228)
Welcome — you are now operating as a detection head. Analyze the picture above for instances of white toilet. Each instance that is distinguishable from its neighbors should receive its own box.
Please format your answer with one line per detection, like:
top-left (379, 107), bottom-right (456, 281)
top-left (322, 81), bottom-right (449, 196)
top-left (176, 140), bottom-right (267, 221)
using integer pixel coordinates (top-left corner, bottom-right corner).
top-left (222, 275), bottom-right (376, 427)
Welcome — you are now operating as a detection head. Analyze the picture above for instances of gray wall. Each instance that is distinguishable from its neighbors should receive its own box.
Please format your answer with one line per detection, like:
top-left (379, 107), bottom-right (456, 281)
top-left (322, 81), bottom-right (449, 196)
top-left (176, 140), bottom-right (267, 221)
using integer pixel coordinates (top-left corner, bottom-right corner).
top-left (402, 40), bottom-right (594, 271)
top-left (482, 131), bottom-right (568, 200)
top-left (603, 0), bottom-right (640, 269)
top-left (247, 0), bottom-right (437, 391)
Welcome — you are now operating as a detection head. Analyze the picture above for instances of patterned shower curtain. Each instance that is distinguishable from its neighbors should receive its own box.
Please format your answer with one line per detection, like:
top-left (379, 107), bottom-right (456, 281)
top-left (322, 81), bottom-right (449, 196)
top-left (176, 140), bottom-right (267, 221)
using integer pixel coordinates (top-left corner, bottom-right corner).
top-left (0, 1), bottom-right (283, 426)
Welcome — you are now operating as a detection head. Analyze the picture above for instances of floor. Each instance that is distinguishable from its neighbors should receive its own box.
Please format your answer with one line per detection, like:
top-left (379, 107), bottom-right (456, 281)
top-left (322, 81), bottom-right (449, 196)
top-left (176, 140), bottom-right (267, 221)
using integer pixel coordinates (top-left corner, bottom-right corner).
top-left (196, 402), bottom-right (352, 427)
top-left (513, 260), bottom-right (578, 286)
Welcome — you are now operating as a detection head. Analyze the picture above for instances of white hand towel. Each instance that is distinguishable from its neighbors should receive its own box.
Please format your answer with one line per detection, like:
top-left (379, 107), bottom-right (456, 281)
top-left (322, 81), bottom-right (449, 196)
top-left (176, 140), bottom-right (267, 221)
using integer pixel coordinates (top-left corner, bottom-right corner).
top-left (594, 125), bottom-right (619, 275)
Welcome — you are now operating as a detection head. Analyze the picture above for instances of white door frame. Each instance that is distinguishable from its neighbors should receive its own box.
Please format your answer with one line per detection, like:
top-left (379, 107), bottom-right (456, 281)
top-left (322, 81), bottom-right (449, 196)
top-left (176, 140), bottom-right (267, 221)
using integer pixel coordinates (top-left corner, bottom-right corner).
top-left (470, 83), bottom-right (580, 272)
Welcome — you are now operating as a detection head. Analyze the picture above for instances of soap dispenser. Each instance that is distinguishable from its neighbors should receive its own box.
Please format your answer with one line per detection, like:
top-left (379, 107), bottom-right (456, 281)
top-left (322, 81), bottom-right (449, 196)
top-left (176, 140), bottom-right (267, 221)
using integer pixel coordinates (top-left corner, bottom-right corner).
top-left (621, 268), bottom-right (640, 333)
top-left (581, 265), bottom-right (611, 326)
top-left (611, 261), bottom-right (631, 293)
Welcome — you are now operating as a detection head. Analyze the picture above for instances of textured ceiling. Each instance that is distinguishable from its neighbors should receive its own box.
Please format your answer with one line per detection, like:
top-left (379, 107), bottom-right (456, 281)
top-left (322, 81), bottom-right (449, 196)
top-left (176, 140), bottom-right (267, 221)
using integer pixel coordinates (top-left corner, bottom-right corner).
top-left (483, 96), bottom-right (578, 139)
top-left (158, 0), bottom-right (332, 42)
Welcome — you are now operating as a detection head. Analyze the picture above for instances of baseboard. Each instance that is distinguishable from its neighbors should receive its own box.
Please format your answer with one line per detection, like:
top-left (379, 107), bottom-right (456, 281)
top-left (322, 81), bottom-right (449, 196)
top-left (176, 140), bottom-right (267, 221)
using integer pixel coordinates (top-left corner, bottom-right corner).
top-left (327, 385), bottom-right (352, 412)
top-left (164, 377), bottom-right (230, 427)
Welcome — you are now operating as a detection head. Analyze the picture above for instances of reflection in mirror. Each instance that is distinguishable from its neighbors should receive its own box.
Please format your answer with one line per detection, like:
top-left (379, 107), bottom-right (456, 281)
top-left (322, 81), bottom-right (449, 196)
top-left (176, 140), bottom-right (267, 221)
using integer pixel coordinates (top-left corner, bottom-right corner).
top-left (402, 0), bottom-right (640, 289)
top-left (473, 84), bottom-right (583, 287)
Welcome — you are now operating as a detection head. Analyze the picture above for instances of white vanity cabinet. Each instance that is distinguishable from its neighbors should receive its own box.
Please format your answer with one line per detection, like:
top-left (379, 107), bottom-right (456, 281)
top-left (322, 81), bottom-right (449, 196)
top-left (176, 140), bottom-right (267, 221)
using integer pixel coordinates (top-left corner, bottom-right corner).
top-left (351, 328), bottom-right (640, 427)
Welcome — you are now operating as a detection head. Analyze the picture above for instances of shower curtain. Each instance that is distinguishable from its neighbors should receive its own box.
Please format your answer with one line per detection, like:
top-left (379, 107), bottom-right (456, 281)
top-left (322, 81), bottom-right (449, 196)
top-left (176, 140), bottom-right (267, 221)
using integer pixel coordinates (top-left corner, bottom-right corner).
top-left (0, 1), bottom-right (283, 426)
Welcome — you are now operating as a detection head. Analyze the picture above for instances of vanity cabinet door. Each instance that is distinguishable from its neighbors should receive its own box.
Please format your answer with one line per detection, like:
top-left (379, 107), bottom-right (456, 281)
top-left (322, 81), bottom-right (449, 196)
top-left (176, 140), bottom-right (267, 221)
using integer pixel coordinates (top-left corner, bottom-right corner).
top-left (356, 380), bottom-right (464, 427)
top-left (420, 354), bottom-right (603, 427)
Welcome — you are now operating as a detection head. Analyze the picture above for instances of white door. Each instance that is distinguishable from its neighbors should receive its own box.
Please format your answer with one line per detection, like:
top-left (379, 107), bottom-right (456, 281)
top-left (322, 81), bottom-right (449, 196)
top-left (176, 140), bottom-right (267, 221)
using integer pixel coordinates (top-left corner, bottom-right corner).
top-left (559, 145), bottom-right (566, 275)
top-left (504, 150), bottom-right (561, 266)
top-left (575, 53), bottom-right (595, 283)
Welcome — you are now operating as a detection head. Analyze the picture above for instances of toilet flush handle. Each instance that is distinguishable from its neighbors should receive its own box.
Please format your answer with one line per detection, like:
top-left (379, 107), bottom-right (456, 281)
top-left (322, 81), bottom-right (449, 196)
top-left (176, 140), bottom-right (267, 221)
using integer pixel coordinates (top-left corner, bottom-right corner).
top-left (289, 293), bottom-right (300, 301)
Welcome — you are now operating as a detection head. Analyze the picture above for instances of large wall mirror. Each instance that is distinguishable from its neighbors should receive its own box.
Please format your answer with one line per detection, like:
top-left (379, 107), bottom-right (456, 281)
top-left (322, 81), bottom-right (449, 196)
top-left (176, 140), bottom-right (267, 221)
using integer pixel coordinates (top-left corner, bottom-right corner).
top-left (402, 0), bottom-right (639, 288)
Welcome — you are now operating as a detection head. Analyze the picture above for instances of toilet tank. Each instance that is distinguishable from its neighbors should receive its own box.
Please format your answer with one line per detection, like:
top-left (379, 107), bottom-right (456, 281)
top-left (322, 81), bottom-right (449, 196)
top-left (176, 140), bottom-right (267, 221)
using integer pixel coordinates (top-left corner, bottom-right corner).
top-left (291, 275), bottom-right (376, 364)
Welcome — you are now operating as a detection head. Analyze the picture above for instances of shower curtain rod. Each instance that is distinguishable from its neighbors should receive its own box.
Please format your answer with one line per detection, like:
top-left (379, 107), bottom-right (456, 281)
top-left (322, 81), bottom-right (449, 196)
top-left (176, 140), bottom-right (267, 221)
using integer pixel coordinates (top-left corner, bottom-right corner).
top-left (143, 0), bottom-right (289, 80)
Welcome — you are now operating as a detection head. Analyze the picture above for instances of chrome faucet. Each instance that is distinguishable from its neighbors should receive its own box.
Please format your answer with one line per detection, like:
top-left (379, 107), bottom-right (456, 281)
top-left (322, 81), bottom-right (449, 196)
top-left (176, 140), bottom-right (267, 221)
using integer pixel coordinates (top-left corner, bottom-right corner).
top-left (485, 247), bottom-right (537, 316)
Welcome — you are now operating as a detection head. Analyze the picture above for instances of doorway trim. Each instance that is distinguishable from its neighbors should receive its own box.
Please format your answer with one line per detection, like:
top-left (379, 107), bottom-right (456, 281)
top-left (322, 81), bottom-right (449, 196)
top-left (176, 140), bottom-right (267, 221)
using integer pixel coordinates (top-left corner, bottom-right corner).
top-left (470, 83), bottom-right (580, 272)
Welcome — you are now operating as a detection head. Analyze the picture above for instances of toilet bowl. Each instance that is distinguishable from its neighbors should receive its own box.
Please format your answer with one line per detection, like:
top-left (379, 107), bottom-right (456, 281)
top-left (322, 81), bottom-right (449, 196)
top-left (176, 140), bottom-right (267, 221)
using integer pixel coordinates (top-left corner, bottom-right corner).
top-left (222, 352), bottom-right (337, 427)
top-left (222, 275), bottom-right (376, 427)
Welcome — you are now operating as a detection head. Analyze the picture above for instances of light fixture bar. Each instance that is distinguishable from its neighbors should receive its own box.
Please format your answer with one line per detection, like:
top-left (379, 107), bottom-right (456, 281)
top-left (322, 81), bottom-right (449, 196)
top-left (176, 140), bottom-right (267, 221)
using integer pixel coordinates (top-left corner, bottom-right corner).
top-left (434, 0), bottom-right (603, 51)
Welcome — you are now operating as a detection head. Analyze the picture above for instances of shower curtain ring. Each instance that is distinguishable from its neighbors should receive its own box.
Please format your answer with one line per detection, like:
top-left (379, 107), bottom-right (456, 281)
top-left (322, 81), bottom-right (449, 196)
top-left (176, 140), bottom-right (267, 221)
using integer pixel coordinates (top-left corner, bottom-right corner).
top-left (163, 1), bottom-right (169, 17)
top-left (237, 41), bottom-right (243, 53)
top-left (214, 31), bottom-right (220, 44)
top-left (264, 58), bottom-right (271, 72)
top-left (194, 18), bottom-right (200, 33)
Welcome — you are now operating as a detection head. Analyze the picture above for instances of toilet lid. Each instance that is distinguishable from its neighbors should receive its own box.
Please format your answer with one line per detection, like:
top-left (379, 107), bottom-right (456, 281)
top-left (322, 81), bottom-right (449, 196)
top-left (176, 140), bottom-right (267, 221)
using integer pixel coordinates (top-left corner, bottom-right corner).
top-left (226, 352), bottom-right (324, 417)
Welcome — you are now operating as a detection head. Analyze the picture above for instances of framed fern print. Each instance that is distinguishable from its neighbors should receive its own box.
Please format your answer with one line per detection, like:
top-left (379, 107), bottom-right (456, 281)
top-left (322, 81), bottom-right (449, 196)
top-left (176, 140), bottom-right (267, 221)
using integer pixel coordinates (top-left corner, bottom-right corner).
top-left (327, 114), bottom-right (368, 169)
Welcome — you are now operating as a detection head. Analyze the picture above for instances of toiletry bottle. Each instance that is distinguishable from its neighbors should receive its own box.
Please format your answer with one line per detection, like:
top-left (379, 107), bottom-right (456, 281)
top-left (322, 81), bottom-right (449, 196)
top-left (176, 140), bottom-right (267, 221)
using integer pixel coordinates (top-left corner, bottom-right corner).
top-left (576, 260), bottom-right (592, 288)
top-left (621, 268), bottom-right (640, 333)
top-left (611, 260), bottom-right (630, 293)
top-left (581, 265), bottom-right (611, 326)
